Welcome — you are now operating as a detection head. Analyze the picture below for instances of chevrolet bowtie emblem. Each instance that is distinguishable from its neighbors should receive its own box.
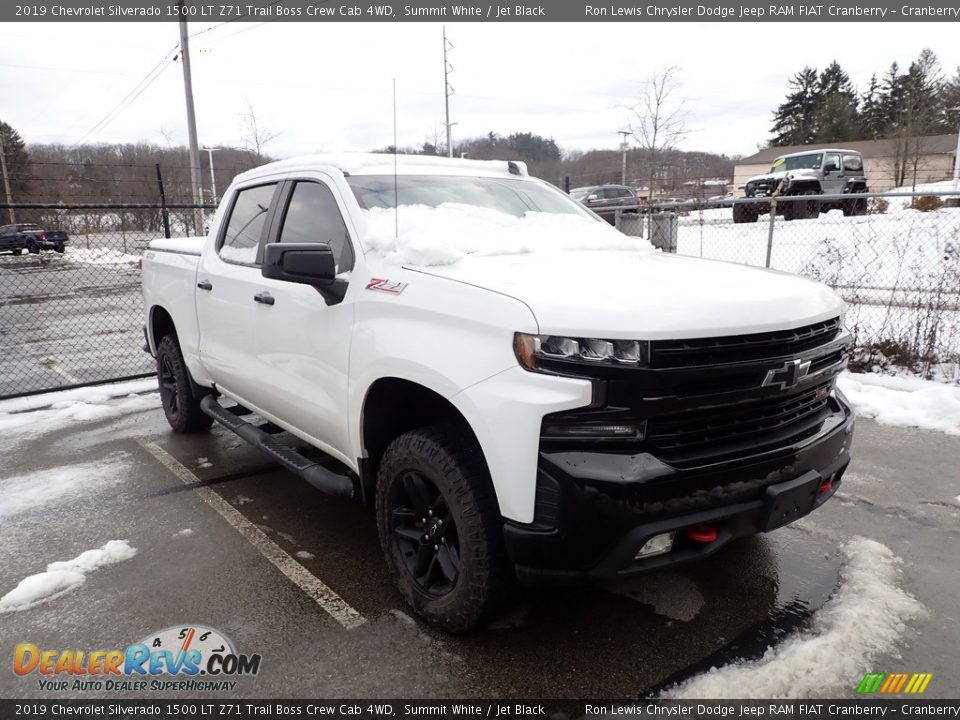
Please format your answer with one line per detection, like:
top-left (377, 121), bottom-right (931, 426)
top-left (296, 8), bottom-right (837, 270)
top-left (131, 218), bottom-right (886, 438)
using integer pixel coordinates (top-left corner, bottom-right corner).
top-left (762, 358), bottom-right (812, 389)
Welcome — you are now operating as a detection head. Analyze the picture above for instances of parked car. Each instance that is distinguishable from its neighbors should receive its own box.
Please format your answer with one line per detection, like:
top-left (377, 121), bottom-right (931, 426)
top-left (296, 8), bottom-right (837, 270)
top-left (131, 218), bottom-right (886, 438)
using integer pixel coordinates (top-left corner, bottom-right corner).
top-left (142, 154), bottom-right (855, 632)
top-left (734, 149), bottom-right (869, 223)
top-left (0, 223), bottom-right (70, 255)
top-left (570, 184), bottom-right (641, 224)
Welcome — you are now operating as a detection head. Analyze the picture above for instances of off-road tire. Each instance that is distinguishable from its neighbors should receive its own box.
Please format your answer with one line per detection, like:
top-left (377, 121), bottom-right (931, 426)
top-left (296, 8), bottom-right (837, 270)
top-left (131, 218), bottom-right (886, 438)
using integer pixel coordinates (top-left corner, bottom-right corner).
top-left (732, 203), bottom-right (758, 224)
top-left (843, 194), bottom-right (868, 217)
top-left (13, 248), bottom-right (24, 256)
top-left (54, 244), bottom-right (65, 253)
top-left (799, 190), bottom-right (820, 219)
top-left (156, 334), bottom-right (213, 433)
top-left (376, 425), bottom-right (511, 633)
top-left (27, 242), bottom-right (39, 254)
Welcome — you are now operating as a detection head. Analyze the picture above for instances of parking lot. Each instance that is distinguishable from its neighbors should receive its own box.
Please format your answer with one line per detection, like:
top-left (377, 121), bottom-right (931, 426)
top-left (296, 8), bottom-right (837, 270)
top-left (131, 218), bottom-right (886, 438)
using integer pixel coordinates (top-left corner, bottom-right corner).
top-left (2, 388), bottom-right (958, 699)
top-left (0, 250), bottom-right (150, 397)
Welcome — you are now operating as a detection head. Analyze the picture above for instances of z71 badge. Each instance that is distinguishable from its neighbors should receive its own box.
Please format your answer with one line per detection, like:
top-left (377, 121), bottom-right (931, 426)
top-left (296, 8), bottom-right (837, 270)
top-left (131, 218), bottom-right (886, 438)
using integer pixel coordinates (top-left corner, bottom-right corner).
top-left (366, 278), bottom-right (408, 295)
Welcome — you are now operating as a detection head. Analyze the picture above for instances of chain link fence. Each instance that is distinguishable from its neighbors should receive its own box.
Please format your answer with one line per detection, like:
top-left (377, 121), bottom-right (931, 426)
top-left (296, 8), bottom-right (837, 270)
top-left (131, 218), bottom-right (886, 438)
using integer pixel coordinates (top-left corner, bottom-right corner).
top-left (623, 189), bottom-right (960, 381)
top-left (2, 188), bottom-right (959, 400)
top-left (0, 203), bottom-right (212, 399)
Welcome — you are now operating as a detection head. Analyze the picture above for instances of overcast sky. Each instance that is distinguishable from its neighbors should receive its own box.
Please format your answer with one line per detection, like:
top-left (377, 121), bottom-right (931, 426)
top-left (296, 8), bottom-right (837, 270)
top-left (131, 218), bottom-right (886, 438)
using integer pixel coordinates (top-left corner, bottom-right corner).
top-left (3, 21), bottom-right (959, 160)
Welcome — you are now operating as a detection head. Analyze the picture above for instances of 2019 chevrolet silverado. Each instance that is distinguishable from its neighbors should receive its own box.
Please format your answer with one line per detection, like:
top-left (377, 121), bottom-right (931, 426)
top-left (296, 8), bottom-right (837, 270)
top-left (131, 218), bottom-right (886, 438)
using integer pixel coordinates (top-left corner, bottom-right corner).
top-left (142, 154), bottom-right (855, 631)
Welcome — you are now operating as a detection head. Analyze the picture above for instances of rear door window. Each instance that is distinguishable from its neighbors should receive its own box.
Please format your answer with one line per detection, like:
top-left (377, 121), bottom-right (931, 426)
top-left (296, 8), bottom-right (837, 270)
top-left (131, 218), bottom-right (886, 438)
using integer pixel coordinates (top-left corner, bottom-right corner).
top-left (219, 183), bottom-right (277, 265)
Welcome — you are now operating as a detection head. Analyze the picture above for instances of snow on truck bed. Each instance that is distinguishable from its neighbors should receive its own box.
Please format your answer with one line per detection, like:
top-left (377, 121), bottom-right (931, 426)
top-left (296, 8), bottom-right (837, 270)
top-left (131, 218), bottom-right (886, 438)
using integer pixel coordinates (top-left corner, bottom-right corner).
top-left (148, 236), bottom-right (205, 255)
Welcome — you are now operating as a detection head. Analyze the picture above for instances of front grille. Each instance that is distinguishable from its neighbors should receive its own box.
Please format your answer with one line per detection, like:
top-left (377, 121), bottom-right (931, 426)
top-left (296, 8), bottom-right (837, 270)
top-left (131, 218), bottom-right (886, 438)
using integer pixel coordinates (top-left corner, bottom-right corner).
top-left (649, 317), bottom-right (841, 369)
top-left (645, 380), bottom-right (833, 463)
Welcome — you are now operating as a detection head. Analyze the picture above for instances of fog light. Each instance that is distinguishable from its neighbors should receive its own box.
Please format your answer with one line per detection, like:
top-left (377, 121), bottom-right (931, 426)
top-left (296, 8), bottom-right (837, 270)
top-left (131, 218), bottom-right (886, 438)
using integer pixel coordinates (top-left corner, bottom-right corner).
top-left (635, 532), bottom-right (675, 559)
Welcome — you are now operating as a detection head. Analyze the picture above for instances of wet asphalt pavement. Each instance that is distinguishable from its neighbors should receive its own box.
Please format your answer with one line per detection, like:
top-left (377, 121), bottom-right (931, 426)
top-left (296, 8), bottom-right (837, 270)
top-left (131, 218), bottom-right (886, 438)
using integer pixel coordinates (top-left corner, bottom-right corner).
top-left (0, 252), bottom-right (150, 397)
top-left (1, 394), bottom-right (958, 699)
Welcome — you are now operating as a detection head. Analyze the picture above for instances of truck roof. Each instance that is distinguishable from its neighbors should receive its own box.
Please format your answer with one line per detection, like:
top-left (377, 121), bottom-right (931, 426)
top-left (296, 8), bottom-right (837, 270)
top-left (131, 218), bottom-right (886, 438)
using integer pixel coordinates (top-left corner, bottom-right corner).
top-left (775, 148), bottom-right (861, 159)
top-left (235, 153), bottom-right (530, 183)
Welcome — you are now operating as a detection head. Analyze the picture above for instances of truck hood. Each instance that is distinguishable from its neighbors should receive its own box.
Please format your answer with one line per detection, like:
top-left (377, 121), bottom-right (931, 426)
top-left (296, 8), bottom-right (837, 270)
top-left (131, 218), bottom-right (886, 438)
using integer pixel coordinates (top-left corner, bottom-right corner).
top-left (747, 168), bottom-right (816, 185)
top-left (410, 250), bottom-right (844, 339)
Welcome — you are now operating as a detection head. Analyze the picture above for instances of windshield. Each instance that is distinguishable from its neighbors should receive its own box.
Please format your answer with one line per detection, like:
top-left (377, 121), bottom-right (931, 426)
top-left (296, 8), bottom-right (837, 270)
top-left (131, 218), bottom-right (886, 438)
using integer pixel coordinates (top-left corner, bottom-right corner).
top-left (346, 175), bottom-right (591, 219)
top-left (770, 153), bottom-right (823, 173)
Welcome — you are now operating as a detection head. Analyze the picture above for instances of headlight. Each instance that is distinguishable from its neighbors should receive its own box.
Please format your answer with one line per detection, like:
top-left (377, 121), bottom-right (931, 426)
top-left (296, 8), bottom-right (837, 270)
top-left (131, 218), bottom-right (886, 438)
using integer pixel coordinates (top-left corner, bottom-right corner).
top-left (514, 332), bottom-right (649, 372)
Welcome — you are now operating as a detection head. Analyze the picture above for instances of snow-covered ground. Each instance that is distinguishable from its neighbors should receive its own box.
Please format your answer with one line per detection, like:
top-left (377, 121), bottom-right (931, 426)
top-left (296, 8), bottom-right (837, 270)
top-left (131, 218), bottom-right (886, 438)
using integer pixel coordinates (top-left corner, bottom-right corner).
top-left (838, 372), bottom-right (960, 435)
top-left (63, 246), bottom-right (141, 265)
top-left (662, 537), bottom-right (924, 699)
top-left (0, 540), bottom-right (137, 613)
top-left (676, 203), bottom-right (960, 361)
top-left (0, 378), bottom-right (159, 440)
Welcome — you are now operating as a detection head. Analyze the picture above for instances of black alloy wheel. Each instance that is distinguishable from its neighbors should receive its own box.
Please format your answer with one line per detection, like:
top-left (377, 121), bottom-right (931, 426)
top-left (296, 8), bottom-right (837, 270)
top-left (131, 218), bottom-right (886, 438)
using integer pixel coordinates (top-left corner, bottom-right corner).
top-left (155, 334), bottom-right (213, 433)
top-left (389, 470), bottom-right (461, 597)
top-left (158, 352), bottom-right (180, 418)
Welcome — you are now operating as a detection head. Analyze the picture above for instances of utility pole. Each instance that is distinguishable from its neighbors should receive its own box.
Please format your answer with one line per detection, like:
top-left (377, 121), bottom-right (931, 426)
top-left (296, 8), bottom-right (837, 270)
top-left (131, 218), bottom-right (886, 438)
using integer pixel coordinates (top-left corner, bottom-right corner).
top-left (203, 146), bottom-right (217, 204)
top-left (443, 26), bottom-right (454, 158)
top-left (0, 132), bottom-right (15, 224)
top-left (178, 3), bottom-right (204, 235)
top-left (618, 130), bottom-right (631, 186)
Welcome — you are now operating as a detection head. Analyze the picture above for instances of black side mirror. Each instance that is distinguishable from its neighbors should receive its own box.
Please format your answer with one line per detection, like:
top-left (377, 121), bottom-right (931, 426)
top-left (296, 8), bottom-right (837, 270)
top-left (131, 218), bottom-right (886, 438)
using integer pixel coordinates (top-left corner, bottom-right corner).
top-left (262, 243), bottom-right (336, 286)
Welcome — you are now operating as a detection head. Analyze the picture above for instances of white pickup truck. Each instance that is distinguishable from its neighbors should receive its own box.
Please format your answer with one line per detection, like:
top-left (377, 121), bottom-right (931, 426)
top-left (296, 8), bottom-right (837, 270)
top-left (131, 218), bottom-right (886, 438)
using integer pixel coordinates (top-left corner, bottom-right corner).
top-left (142, 154), bottom-right (855, 631)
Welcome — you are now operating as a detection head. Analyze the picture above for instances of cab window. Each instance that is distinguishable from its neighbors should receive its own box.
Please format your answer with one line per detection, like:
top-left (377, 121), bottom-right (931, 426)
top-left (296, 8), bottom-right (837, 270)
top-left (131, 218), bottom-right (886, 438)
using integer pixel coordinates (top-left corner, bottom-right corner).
top-left (277, 181), bottom-right (354, 273)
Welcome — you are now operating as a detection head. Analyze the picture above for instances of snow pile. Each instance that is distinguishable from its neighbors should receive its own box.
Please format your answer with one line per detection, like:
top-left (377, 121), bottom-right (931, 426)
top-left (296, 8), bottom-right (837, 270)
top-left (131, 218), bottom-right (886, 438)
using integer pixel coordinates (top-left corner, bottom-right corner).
top-left (838, 372), bottom-right (960, 436)
top-left (891, 179), bottom-right (960, 196)
top-left (65, 247), bottom-right (141, 265)
top-left (361, 204), bottom-right (651, 266)
top-left (662, 537), bottom-right (924, 699)
top-left (0, 379), bottom-right (159, 436)
top-left (0, 454), bottom-right (130, 519)
top-left (0, 540), bottom-right (137, 613)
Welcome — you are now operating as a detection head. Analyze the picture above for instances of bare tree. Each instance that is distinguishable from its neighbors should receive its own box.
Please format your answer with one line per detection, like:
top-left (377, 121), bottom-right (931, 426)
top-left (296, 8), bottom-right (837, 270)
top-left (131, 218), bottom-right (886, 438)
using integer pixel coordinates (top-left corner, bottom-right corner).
top-left (239, 99), bottom-right (279, 163)
top-left (624, 66), bottom-right (689, 199)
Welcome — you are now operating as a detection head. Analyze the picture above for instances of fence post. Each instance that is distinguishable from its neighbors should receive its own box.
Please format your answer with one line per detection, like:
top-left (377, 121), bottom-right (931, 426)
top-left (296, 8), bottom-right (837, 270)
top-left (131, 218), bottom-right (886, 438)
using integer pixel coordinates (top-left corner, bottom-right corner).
top-left (156, 163), bottom-right (171, 239)
top-left (564, 175), bottom-right (570, 194)
top-left (765, 198), bottom-right (776, 268)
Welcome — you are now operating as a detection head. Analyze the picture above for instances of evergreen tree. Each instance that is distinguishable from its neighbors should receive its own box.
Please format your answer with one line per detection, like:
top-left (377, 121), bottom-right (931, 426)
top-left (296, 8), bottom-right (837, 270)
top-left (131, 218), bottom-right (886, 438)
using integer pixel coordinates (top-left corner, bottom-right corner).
top-left (770, 67), bottom-right (820, 146)
top-left (0, 120), bottom-right (31, 201)
top-left (878, 62), bottom-right (905, 131)
top-left (860, 74), bottom-right (885, 139)
top-left (814, 61), bottom-right (860, 142)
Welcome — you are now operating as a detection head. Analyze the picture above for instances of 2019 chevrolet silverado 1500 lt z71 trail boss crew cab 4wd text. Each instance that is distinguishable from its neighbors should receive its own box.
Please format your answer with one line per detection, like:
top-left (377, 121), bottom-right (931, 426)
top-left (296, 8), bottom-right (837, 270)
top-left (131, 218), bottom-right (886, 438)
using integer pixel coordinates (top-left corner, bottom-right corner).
top-left (142, 154), bottom-right (855, 631)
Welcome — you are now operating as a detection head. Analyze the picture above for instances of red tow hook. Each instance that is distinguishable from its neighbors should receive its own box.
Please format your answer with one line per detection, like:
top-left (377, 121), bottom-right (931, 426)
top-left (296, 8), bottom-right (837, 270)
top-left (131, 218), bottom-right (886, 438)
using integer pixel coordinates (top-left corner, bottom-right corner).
top-left (820, 480), bottom-right (833, 493)
top-left (686, 524), bottom-right (718, 544)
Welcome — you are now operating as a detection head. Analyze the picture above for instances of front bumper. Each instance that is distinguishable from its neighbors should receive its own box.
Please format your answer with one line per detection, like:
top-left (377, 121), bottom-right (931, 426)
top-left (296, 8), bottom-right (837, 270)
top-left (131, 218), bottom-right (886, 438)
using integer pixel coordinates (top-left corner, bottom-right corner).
top-left (504, 394), bottom-right (854, 583)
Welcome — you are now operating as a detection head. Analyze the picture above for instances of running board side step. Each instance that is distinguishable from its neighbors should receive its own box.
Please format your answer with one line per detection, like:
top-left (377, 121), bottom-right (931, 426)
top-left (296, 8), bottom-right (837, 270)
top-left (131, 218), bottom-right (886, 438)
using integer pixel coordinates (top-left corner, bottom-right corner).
top-left (200, 395), bottom-right (354, 499)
